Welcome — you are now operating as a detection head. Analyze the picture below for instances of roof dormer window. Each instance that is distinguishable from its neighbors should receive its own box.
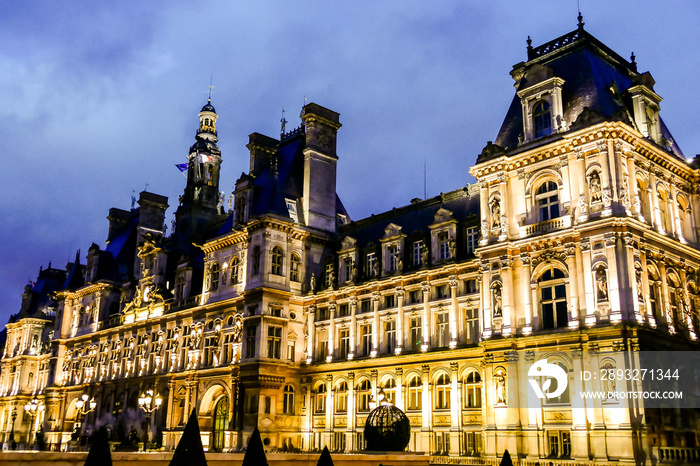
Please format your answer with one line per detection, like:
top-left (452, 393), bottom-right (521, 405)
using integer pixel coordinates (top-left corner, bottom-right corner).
top-left (533, 101), bottom-right (552, 138)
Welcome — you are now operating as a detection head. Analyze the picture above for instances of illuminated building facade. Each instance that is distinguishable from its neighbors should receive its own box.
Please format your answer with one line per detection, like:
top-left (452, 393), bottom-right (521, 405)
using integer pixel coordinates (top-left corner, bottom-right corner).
top-left (2, 18), bottom-right (699, 464)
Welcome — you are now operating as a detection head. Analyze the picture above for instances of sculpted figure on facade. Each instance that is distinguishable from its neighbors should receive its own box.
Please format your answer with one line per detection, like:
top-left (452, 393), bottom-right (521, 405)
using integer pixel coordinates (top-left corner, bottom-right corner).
top-left (421, 244), bottom-right (429, 265)
top-left (596, 267), bottom-right (609, 301)
top-left (589, 171), bottom-right (602, 203)
top-left (494, 369), bottom-right (507, 405)
top-left (309, 273), bottom-right (316, 293)
top-left (490, 199), bottom-right (501, 230)
top-left (492, 283), bottom-right (503, 317)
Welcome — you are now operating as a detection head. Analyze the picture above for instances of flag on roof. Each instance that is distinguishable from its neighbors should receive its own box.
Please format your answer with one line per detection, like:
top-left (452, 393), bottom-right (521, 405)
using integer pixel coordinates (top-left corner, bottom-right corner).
top-left (175, 163), bottom-right (188, 173)
top-left (199, 154), bottom-right (214, 163)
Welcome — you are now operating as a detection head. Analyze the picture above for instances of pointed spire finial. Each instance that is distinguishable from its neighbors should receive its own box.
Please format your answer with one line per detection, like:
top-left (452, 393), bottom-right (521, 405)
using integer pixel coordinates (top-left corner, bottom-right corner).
top-left (630, 52), bottom-right (637, 71)
top-left (526, 36), bottom-right (533, 60)
top-left (577, 11), bottom-right (585, 29)
top-left (208, 74), bottom-right (214, 102)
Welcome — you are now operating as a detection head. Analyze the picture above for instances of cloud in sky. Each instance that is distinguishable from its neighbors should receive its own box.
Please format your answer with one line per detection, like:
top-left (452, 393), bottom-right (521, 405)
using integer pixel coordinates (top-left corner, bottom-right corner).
top-left (1, 0), bottom-right (699, 323)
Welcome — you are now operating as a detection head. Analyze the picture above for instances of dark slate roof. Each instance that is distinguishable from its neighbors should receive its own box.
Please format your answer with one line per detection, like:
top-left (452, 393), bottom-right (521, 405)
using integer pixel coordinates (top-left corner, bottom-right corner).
top-left (487, 26), bottom-right (684, 162)
top-left (248, 132), bottom-right (350, 222)
top-left (339, 187), bottom-right (480, 248)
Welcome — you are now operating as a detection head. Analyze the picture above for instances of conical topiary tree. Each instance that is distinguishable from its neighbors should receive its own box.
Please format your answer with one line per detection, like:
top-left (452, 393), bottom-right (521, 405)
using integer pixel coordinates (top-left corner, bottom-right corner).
top-left (84, 426), bottom-right (112, 466)
top-left (316, 445), bottom-right (334, 466)
top-left (499, 449), bottom-right (514, 466)
top-left (241, 427), bottom-right (268, 466)
top-left (169, 409), bottom-right (207, 466)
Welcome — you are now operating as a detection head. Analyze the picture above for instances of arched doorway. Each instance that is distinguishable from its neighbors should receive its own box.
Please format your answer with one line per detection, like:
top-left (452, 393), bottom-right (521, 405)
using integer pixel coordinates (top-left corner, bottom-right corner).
top-left (212, 396), bottom-right (229, 451)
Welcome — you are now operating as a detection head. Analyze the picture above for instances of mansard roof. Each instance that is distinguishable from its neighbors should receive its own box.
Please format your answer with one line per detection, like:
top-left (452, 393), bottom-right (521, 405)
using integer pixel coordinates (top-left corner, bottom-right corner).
top-left (338, 186), bottom-right (480, 249)
top-left (488, 24), bottom-right (684, 162)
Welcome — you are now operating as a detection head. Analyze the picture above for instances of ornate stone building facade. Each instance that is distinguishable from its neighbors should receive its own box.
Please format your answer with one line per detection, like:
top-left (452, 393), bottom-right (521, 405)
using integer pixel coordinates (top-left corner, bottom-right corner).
top-left (2, 18), bottom-right (699, 464)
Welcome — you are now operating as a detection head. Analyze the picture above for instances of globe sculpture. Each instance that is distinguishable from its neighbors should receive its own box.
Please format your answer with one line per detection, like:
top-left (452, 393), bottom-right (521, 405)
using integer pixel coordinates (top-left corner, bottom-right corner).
top-left (363, 404), bottom-right (411, 451)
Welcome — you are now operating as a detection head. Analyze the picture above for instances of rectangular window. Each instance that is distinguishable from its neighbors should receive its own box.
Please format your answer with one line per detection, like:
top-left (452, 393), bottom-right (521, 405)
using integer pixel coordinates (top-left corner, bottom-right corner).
top-left (343, 258), bottom-right (353, 282)
top-left (245, 326), bottom-right (256, 359)
top-left (385, 320), bottom-right (396, 353)
top-left (436, 284), bottom-right (448, 299)
top-left (464, 431), bottom-right (482, 456)
top-left (267, 326), bottom-right (282, 359)
top-left (318, 339), bottom-right (329, 362)
top-left (410, 290), bottom-right (421, 304)
top-left (465, 279), bottom-right (478, 294)
top-left (439, 232), bottom-right (449, 260)
top-left (360, 299), bottom-right (371, 313)
top-left (464, 308), bottom-right (480, 345)
top-left (466, 227), bottom-right (478, 254)
top-left (435, 432), bottom-right (450, 455)
top-left (317, 307), bottom-right (330, 321)
top-left (384, 294), bottom-right (395, 309)
top-left (388, 245), bottom-right (398, 272)
top-left (366, 252), bottom-right (377, 277)
top-left (436, 313), bottom-right (449, 347)
top-left (360, 325), bottom-right (372, 356)
top-left (338, 303), bottom-right (349, 317)
top-left (410, 316), bottom-right (422, 350)
top-left (413, 240), bottom-right (423, 266)
top-left (339, 329), bottom-right (350, 359)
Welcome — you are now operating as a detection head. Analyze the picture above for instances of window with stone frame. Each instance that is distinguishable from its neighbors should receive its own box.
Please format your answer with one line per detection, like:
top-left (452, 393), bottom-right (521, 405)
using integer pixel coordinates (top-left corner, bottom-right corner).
top-left (547, 430), bottom-right (571, 458)
top-left (533, 100), bottom-right (552, 138)
top-left (283, 385), bottom-right (295, 414)
top-left (438, 232), bottom-right (450, 260)
top-left (535, 180), bottom-right (560, 221)
top-left (366, 252), bottom-right (377, 277)
top-left (314, 383), bottom-right (326, 414)
top-left (209, 262), bottom-right (220, 291)
top-left (413, 240), bottom-right (423, 266)
top-left (385, 320), bottom-right (396, 353)
top-left (360, 325), bottom-right (372, 356)
top-left (267, 326), bottom-right (282, 359)
top-left (410, 316), bottom-right (422, 350)
top-left (245, 326), bottom-right (256, 359)
top-left (463, 370), bottom-right (482, 408)
top-left (434, 373), bottom-right (450, 409)
top-left (290, 253), bottom-right (301, 282)
top-left (230, 257), bottom-right (240, 284)
top-left (356, 379), bottom-right (371, 412)
top-left (339, 329), bottom-right (350, 359)
top-left (539, 267), bottom-right (567, 329)
top-left (436, 312), bottom-right (449, 347)
top-left (271, 246), bottom-right (284, 276)
top-left (406, 375), bottom-right (422, 410)
top-left (466, 226), bottom-right (479, 255)
top-left (335, 381), bottom-right (348, 413)
top-left (464, 307), bottom-right (480, 345)
top-left (387, 244), bottom-right (399, 272)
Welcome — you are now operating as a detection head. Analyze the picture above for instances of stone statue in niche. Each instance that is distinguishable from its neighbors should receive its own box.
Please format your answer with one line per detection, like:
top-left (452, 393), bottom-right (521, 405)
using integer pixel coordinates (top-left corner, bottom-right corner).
top-left (602, 188), bottom-right (612, 208)
top-left (448, 237), bottom-right (456, 258)
top-left (635, 264), bottom-right (644, 303)
top-left (494, 370), bottom-right (507, 405)
top-left (421, 244), bottom-right (429, 265)
top-left (579, 194), bottom-right (588, 216)
top-left (490, 199), bottom-right (501, 229)
top-left (492, 285), bottom-right (503, 317)
top-left (589, 171), bottom-right (602, 203)
top-left (596, 267), bottom-right (609, 301)
top-left (500, 215), bottom-right (508, 237)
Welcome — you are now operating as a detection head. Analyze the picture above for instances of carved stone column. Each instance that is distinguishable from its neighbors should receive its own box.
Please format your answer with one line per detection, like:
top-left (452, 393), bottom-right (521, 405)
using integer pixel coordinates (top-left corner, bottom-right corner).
top-left (605, 234), bottom-right (622, 322)
top-left (395, 367), bottom-right (404, 411)
top-left (327, 303), bottom-right (336, 363)
top-left (349, 298), bottom-right (357, 360)
top-left (306, 306), bottom-right (315, 364)
top-left (371, 292), bottom-right (380, 358)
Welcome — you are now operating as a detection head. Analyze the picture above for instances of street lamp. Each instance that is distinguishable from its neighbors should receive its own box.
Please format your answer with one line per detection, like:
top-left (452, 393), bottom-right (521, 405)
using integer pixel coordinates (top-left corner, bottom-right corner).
top-left (24, 395), bottom-right (45, 447)
top-left (8, 407), bottom-right (17, 450)
top-left (74, 393), bottom-right (96, 443)
top-left (137, 389), bottom-right (163, 449)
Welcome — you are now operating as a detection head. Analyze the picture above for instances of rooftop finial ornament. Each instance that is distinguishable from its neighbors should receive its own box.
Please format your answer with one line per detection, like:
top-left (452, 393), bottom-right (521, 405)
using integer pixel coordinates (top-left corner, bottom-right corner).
top-left (630, 52), bottom-right (638, 71)
top-left (577, 11), bottom-right (585, 30)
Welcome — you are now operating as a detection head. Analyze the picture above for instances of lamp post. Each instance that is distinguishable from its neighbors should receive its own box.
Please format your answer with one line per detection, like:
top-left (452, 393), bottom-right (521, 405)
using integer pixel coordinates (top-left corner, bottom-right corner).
top-left (24, 395), bottom-right (45, 447)
top-left (8, 407), bottom-right (17, 450)
top-left (137, 389), bottom-right (162, 450)
top-left (74, 393), bottom-right (96, 444)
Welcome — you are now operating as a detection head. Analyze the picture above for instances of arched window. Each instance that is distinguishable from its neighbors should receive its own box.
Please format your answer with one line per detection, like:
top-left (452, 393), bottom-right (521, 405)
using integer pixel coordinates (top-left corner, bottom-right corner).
top-left (212, 396), bottom-right (229, 452)
top-left (230, 257), bottom-right (240, 284)
top-left (314, 383), bottom-right (326, 414)
top-left (357, 379), bottom-right (371, 412)
top-left (382, 378), bottom-right (396, 405)
top-left (463, 370), bottom-right (482, 408)
top-left (252, 246), bottom-right (261, 276)
top-left (209, 262), bottom-right (220, 291)
top-left (271, 246), bottom-right (284, 276)
top-left (538, 267), bottom-right (567, 329)
top-left (533, 101), bottom-right (552, 138)
top-left (335, 381), bottom-right (348, 413)
top-left (290, 253), bottom-right (301, 282)
top-left (536, 181), bottom-right (560, 221)
top-left (283, 385), bottom-right (295, 415)
top-left (407, 375), bottom-right (422, 410)
top-left (434, 373), bottom-right (450, 410)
